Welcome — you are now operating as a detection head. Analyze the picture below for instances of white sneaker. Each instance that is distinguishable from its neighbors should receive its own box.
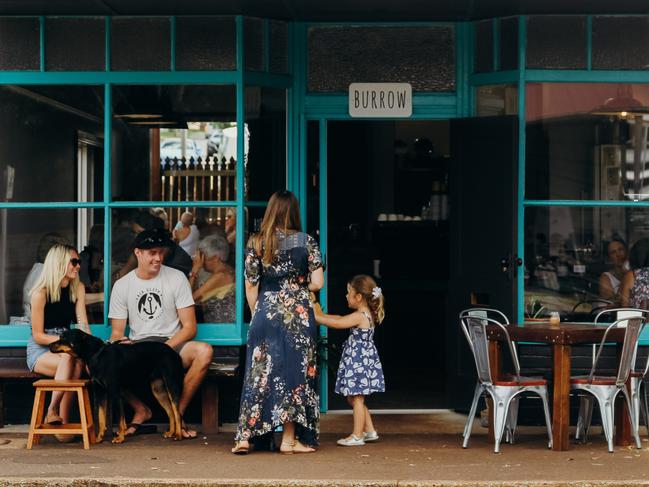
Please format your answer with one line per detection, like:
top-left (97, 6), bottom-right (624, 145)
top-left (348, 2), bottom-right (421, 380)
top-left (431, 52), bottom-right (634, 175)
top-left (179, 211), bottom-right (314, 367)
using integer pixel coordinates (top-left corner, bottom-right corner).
top-left (363, 431), bottom-right (379, 442)
top-left (337, 435), bottom-right (365, 446)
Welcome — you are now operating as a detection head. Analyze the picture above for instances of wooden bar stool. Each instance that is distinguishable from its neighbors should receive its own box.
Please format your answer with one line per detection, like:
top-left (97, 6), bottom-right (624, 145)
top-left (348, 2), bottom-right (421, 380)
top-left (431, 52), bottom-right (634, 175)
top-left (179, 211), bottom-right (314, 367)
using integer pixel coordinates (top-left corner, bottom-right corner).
top-left (27, 379), bottom-right (96, 449)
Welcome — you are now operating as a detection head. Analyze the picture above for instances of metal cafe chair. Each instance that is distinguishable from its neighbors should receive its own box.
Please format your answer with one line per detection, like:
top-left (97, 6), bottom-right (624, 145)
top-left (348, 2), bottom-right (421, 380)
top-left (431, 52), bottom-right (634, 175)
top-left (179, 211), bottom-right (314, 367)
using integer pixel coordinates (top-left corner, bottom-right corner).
top-left (575, 309), bottom-right (649, 444)
top-left (571, 316), bottom-right (646, 452)
top-left (459, 313), bottom-right (553, 453)
top-left (458, 308), bottom-right (518, 442)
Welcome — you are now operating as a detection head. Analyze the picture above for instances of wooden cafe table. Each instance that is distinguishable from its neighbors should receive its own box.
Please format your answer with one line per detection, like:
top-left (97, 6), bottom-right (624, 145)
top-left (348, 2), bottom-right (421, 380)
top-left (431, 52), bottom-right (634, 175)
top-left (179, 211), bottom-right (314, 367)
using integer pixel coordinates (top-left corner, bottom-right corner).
top-left (486, 322), bottom-right (631, 451)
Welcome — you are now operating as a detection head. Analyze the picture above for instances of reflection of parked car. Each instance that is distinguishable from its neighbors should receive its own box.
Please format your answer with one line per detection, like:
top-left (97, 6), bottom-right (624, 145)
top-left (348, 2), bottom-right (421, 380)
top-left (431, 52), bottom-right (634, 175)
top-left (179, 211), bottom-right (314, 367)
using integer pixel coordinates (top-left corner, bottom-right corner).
top-left (207, 130), bottom-right (224, 156)
top-left (160, 138), bottom-right (202, 161)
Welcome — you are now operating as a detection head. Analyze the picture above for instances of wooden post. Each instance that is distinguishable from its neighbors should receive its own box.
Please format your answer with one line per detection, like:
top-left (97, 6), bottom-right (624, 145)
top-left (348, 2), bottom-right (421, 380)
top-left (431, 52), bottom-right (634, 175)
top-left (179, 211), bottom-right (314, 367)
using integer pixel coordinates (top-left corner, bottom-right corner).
top-left (150, 129), bottom-right (161, 200)
top-left (201, 379), bottom-right (219, 434)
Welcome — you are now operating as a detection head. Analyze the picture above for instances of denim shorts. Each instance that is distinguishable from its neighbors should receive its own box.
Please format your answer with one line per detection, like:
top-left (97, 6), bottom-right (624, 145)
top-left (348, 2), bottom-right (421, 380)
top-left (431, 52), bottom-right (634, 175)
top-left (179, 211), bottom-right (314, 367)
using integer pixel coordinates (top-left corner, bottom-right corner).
top-left (26, 327), bottom-right (68, 372)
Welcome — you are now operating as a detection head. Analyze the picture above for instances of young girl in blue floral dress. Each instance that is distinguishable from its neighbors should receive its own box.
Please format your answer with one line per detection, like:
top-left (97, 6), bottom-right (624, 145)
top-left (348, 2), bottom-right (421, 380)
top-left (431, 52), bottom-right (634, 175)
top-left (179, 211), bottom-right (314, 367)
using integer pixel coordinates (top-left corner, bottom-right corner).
top-left (315, 274), bottom-right (385, 447)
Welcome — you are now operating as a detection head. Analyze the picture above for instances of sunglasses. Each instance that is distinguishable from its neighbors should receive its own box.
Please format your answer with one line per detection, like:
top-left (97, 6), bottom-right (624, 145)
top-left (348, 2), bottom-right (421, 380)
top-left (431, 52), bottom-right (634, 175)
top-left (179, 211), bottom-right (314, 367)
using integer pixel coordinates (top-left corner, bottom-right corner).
top-left (70, 258), bottom-right (82, 267)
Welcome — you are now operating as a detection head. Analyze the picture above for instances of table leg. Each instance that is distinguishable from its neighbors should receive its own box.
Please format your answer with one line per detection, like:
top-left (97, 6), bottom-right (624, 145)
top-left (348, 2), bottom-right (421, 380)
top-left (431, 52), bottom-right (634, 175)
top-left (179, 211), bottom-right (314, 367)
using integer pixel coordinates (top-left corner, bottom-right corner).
top-left (552, 343), bottom-right (571, 451)
top-left (487, 340), bottom-right (502, 442)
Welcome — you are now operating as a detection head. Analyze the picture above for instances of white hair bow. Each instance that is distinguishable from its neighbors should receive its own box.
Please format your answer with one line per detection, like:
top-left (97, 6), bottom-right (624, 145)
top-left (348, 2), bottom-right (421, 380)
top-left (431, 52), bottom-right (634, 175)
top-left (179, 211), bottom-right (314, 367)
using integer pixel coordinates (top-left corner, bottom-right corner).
top-left (372, 286), bottom-right (382, 299)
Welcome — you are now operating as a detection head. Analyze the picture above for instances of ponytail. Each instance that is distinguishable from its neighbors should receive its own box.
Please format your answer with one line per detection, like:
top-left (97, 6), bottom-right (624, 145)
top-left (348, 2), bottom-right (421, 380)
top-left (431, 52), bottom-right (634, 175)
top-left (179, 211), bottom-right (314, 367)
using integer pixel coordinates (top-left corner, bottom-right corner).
top-left (348, 274), bottom-right (385, 325)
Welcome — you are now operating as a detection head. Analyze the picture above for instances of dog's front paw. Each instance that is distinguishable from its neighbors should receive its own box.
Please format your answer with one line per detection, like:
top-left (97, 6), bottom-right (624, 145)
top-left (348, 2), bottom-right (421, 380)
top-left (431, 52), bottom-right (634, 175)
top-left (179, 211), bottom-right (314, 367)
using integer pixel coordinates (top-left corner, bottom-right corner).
top-left (111, 435), bottom-right (125, 444)
top-left (163, 430), bottom-right (174, 439)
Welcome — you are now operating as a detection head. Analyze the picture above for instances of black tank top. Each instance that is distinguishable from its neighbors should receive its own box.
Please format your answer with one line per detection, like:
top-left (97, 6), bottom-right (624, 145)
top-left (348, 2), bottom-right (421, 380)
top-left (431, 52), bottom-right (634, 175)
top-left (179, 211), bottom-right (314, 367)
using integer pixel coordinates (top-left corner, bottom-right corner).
top-left (43, 286), bottom-right (76, 330)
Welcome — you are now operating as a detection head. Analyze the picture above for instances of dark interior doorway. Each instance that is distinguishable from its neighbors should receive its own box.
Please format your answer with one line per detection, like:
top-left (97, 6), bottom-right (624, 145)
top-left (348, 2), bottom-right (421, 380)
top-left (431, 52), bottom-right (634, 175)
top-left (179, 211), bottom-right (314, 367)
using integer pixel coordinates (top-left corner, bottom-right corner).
top-left (323, 120), bottom-right (451, 410)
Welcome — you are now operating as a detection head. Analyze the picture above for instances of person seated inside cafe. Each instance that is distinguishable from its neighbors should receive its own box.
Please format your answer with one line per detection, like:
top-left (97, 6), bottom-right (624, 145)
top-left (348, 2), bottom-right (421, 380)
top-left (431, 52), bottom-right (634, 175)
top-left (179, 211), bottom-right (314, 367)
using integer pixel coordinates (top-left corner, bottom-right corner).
top-left (189, 234), bottom-right (235, 323)
top-left (619, 238), bottom-right (649, 308)
top-left (599, 237), bottom-right (629, 305)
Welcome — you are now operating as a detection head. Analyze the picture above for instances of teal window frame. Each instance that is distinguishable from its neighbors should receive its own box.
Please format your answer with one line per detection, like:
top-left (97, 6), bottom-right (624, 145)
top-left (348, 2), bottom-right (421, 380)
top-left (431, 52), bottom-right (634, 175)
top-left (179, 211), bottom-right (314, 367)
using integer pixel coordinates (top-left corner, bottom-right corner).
top-left (0, 15), bottom-right (293, 347)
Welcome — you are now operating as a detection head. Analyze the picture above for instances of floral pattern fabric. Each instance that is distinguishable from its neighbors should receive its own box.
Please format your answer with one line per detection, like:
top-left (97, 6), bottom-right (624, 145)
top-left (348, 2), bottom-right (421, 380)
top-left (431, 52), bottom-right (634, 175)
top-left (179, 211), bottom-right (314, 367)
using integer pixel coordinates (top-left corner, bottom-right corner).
top-left (335, 311), bottom-right (385, 397)
top-left (235, 231), bottom-right (323, 445)
top-left (631, 268), bottom-right (649, 308)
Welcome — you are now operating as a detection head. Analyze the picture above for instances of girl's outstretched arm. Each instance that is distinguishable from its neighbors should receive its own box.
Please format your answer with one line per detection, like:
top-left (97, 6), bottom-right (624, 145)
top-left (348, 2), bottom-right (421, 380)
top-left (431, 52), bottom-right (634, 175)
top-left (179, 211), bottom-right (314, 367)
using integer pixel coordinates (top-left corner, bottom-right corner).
top-left (315, 310), bottom-right (362, 329)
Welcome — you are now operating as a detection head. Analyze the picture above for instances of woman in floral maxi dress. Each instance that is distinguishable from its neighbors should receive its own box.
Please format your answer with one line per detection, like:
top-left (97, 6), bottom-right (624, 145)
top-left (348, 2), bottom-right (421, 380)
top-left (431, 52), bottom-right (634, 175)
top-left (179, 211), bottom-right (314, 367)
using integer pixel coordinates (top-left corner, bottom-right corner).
top-left (232, 190), bottom-right (324, 455)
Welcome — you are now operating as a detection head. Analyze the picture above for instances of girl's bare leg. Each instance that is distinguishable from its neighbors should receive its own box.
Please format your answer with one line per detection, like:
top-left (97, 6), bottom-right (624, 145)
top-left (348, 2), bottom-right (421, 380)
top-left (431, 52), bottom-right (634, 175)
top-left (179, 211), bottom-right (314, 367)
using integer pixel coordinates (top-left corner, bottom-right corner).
top-left (350, 395), bottom-right (365, 438)
top-left (363, 405), bottom-right (376, 434)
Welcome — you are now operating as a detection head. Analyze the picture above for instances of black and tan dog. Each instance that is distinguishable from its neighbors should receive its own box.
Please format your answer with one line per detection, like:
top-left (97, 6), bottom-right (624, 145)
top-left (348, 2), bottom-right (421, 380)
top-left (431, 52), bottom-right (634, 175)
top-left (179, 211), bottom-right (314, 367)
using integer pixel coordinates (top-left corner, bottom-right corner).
top-left (50, 329), bottom-right (184, 444)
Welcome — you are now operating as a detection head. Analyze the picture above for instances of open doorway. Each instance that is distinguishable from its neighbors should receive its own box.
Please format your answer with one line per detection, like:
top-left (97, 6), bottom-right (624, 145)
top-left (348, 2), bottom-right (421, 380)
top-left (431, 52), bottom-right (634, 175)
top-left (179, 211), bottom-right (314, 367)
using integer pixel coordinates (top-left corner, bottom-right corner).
top-left (323, 120), bottom-right (451, 410)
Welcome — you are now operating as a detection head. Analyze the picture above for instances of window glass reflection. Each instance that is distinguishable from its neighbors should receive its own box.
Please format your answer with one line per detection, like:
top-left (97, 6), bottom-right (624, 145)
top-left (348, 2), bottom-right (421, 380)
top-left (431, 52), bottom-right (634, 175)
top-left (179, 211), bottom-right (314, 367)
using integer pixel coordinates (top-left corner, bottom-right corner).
top-left (476, 85), bottom-right (518, 117)
top-left (110, 206), bottom-right (236, 324)
top-left (112, 85), bottom-right (238, 202)
top-left (0, 85), bottom-right (104, 202)
top-left (245, 87), bottom-right (286, 201)
top-left (524, 206), bottom-right (649, 320)
top-left (1, 209), bottom-right (104, 325)
top-left (526, 83), bottom-right (649, 201)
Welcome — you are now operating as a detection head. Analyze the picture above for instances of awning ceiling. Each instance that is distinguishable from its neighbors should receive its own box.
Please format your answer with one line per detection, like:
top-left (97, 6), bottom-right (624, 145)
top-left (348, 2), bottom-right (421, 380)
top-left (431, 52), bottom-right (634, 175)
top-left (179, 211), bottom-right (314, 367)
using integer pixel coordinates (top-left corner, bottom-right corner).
top-left (1, 0), bottom-right (649, 20)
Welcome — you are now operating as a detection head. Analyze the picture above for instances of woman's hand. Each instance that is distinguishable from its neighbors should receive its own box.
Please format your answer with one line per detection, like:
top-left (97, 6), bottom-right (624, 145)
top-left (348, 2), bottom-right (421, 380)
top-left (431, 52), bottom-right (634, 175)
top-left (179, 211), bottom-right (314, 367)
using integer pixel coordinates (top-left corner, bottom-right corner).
top-left (192, 250), bottom-right (204, 274)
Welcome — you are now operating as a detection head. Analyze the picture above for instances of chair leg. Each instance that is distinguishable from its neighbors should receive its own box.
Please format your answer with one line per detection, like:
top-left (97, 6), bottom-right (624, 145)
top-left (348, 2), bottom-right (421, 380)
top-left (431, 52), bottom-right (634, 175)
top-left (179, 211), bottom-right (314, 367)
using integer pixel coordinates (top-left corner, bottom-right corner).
top-left (537, 388), bottom-right (553, 449)
top-left (630, 377), bottom-right (642, 439)
top-left (593, 391), bottom-right (616, 453)
top-left (492, 390), bottom-right (515, 454)
top-left (82, 387), bottom-right (96, 444)
top-left (622, 387), bottom-right (642, 449)
top-left (27, 389), bottom-right (45, 450)
top-left (505, 396), bottom-right (519, 444)
top-left (462, 383), bottom-right (482, 448)
top-left (76, 388), bottom-right (90, 450)
top-left (576, 396), bottom-right (594, 443)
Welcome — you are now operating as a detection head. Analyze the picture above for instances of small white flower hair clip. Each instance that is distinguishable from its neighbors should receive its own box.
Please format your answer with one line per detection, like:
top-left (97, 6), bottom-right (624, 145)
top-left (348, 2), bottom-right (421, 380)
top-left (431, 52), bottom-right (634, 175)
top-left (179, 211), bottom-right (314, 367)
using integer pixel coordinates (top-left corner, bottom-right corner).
top-left (371, 286), bottom-right (382, 299)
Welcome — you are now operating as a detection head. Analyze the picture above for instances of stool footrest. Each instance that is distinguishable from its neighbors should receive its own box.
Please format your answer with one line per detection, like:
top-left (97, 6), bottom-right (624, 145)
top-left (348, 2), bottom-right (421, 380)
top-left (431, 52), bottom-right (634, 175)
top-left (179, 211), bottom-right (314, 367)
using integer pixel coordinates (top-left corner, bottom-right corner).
top-left (34, 423), bottom-right (84, 434)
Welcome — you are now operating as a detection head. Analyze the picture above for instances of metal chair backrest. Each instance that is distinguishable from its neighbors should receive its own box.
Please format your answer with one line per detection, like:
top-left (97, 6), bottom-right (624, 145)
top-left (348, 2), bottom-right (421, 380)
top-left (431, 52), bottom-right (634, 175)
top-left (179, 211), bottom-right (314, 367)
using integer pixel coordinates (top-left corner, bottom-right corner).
top-left (593, 308), bottom-right (649, 369)
top-left (459, 314), bottom-right (519, 386)
top-left (590, 317), bottom-right (646, 387)
top-left (594, 308), bottom-right (648, 326)
top-left (459, 307), bottom-right (510, 325)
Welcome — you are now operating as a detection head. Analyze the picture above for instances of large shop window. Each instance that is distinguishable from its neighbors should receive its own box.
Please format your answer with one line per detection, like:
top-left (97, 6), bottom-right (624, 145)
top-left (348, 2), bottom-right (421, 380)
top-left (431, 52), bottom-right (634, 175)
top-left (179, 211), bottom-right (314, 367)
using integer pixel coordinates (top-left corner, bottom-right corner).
top-left (526, 83), bottom-right (649, 201)
top-left (245, 87), bottom-right (286, 202)
top-left (111, 206), bottom-right (237, 325)
top-left (0, 208), bottom-right (105, 326)
top-left (524, 206), bottom-right (649, 319)
top-left (0, 85), bottom-right (104, 202)
top-left (111, 85), bottom-right (238, 203)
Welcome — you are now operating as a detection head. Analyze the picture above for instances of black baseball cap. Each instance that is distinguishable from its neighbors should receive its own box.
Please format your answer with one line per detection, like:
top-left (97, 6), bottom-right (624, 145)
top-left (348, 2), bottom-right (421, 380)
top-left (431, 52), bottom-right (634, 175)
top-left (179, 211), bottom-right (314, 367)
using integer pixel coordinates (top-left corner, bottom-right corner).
top-left (132, 228), bottom-right (173, 250)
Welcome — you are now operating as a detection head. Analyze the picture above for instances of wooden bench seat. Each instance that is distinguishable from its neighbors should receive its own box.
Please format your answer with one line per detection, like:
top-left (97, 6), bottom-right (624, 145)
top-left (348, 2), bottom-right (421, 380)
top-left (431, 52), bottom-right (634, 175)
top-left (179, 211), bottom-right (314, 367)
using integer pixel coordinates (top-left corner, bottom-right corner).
top-left (1, 349), bottom-right (239, 433)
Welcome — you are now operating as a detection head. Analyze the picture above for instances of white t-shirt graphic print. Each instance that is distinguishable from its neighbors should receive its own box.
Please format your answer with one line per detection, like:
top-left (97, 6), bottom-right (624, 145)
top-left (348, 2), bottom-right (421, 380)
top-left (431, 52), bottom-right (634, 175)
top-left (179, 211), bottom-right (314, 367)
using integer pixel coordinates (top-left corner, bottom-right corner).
top-left (108, 265), bottom-right (194, 341)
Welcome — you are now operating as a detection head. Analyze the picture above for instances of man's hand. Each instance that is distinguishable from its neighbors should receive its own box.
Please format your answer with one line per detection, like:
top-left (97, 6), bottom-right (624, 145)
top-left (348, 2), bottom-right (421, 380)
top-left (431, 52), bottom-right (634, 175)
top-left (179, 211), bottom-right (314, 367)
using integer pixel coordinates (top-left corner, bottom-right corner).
top-left (111, 336), bottom-right (132, 344)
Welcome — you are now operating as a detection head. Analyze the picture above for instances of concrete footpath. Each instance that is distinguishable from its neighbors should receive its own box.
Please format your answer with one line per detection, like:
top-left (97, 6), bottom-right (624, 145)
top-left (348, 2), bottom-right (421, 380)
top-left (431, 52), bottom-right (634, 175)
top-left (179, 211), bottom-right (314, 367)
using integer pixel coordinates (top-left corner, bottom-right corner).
top-left (2, 412), bottom-right (649, 487)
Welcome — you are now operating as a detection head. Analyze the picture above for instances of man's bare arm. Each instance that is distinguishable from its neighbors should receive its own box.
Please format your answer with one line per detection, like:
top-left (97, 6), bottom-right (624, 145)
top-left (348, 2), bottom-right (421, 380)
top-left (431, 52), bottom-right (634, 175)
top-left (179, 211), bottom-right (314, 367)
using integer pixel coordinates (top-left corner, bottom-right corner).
top-left (166, 306), bottom-right (197, 349)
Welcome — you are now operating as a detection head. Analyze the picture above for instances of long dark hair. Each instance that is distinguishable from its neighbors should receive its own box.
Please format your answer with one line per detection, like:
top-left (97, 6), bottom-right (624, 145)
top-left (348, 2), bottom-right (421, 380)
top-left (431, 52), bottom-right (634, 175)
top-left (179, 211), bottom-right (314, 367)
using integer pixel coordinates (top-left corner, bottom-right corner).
top-left (251, 190), bottom-right (302, 265)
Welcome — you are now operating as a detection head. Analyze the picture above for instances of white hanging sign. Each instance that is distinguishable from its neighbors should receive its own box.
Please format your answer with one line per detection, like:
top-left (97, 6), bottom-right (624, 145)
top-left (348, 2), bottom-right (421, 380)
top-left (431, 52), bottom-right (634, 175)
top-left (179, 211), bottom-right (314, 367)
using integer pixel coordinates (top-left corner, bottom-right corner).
top-left (349, 83), bottom-right (412, 118)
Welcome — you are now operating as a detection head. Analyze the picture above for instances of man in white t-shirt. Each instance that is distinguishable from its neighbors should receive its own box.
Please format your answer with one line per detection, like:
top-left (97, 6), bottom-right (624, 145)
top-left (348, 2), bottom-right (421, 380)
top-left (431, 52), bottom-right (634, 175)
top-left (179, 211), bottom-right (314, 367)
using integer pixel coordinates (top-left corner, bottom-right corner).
top-left (108, 228), bottom-right (213, 439)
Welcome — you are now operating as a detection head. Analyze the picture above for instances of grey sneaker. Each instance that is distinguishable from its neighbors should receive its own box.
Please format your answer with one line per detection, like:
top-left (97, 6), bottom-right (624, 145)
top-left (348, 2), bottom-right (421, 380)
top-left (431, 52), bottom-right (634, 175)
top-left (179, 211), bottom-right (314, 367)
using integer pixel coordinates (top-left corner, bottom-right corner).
top-left (337, 435), bottom-right (365, 447)
top-left (363, 431), bottom-right (379, 442)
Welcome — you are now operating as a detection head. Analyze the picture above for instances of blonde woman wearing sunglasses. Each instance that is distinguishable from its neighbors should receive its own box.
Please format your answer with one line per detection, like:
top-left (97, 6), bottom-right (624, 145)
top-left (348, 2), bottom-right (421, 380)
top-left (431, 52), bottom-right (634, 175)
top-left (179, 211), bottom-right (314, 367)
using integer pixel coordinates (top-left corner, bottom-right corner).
top-left (27, 244), bottom-right (91, 437)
